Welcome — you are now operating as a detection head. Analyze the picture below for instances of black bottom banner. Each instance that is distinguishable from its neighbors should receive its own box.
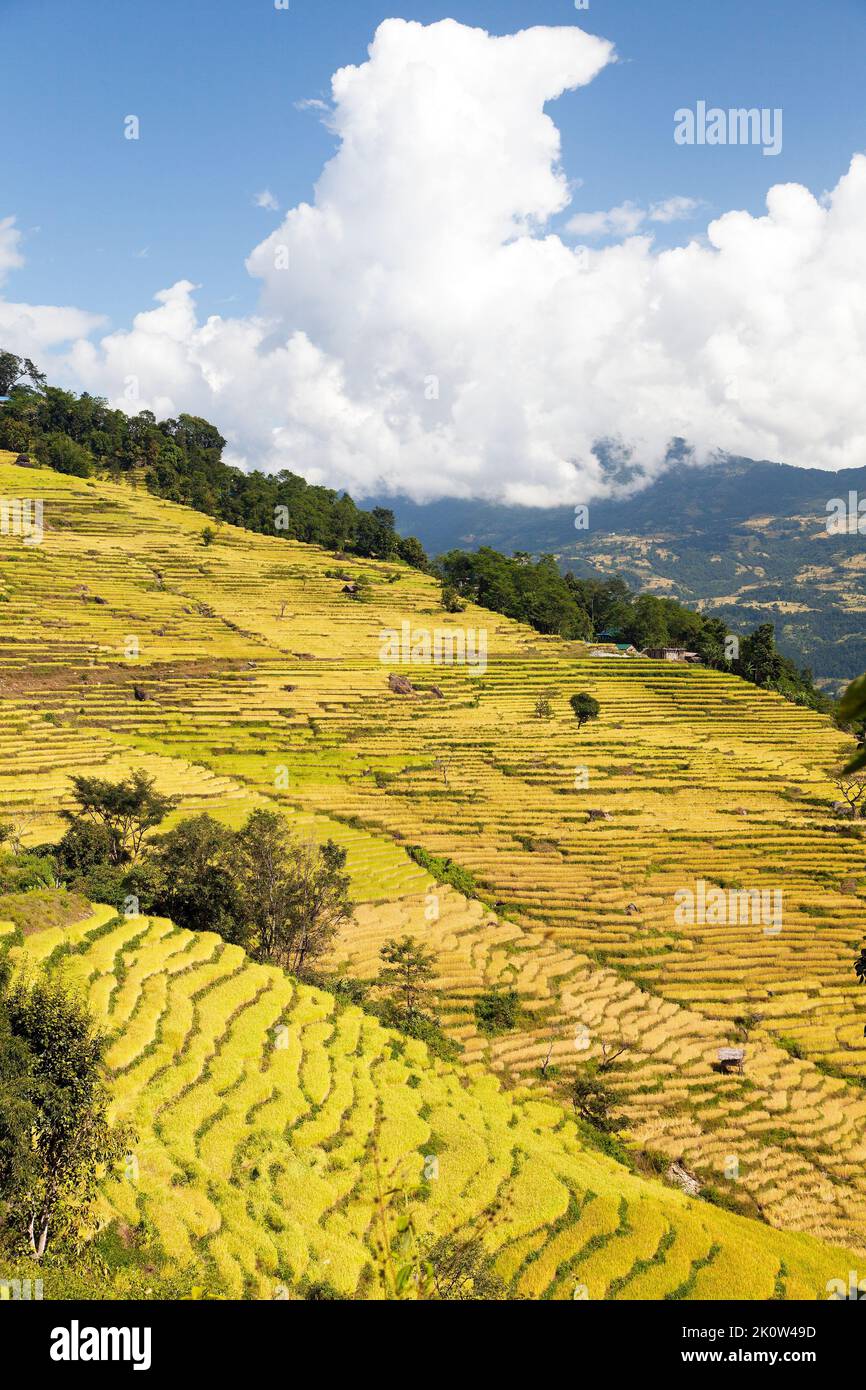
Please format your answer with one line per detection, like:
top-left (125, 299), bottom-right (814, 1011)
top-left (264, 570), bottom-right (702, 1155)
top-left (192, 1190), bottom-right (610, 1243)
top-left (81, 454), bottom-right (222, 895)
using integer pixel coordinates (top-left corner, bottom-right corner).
top-left (2, 1296), bottom-right (858, 1377)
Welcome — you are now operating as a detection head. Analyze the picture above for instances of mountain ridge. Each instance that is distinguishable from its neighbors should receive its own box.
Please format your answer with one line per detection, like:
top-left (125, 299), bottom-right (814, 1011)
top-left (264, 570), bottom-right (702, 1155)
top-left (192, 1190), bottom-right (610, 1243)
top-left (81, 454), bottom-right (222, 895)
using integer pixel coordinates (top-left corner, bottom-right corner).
top-left (376, 457), bottom-right (866, 689)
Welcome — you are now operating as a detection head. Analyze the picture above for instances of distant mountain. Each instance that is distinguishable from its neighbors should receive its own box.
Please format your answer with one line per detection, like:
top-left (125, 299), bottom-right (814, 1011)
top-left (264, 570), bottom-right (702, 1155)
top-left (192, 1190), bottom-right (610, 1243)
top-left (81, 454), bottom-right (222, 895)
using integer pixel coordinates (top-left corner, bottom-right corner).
top-left (378, 457), bottom-right (866, 691)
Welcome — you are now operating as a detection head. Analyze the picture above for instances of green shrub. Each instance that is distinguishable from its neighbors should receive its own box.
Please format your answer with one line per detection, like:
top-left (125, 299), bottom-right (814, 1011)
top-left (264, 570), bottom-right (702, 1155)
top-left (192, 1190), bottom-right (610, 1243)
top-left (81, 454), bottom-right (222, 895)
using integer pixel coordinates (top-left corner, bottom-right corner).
top-left (474, 987), bottom-right (523, 1036)
top-left (406, 846), bottom-right (477, 898)
top-left (0, 850), bottom-right (56, 894)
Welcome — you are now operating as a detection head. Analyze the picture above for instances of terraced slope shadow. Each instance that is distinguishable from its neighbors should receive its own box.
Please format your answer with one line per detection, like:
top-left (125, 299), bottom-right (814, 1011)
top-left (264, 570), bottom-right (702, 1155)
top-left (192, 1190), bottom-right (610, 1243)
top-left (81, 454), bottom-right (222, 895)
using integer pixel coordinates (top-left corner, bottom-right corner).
top-left (9, 908), bottom-right (862, 1300)
top-left (1, 453), bottom-right (865, 1261)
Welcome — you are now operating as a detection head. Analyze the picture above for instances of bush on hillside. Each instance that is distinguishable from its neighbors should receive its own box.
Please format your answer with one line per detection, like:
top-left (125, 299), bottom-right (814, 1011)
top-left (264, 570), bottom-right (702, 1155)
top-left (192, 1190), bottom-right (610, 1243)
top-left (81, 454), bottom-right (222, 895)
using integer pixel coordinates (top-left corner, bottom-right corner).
top-left (406, 846), bottom-right (477, 898)
top-left (474, 987), bottom-right (524, 1036)
top-left (0, 850), bottom-right (56, 895)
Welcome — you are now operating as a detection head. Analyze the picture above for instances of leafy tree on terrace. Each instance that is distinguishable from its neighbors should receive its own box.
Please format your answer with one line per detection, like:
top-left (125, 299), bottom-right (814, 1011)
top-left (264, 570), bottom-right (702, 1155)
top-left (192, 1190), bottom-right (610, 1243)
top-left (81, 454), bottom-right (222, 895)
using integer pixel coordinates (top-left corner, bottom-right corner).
top-left (63, 770), bottom-right (179, 865)
top-left (855, 947), bottom-right (866, 985)
top-left (834, 768), bottom-right (866, 818)
top-left (571, 1066), bottom-right (619, 1133)
top-left (441, 583), bottom-right (465, 614)
top-left (736, 623), bottom-right (783, 688)
top-left (397, 535), bottom-right (429, 570)
top-left (570, 692), bottom-right (600, 729)
top-left (564, 574), bottom-right (632, 636)
top-left (232, 810), bottom-right (352, 976)
top-left (377, 936), bottom-right (435, 1029)
top-left (139, 814), bottom-right (243, 942)
top-left (0, 959), bottom-right (130, 1259)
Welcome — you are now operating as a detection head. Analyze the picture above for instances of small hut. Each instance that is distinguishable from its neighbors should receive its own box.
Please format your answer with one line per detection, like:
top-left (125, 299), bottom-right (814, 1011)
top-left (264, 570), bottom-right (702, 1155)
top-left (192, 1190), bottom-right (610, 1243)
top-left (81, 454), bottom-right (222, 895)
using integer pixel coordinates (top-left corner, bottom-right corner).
top-left (643, 647), bottom-right (701, 664)
top-left (717, 1046), bottom-right (746, 1075)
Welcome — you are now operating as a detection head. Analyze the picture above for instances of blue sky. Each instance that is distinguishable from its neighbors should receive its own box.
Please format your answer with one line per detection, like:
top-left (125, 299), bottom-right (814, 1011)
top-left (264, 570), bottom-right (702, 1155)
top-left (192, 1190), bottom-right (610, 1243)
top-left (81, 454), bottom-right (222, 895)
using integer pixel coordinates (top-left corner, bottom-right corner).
top-left (4, 0), bottom-right (866, 328)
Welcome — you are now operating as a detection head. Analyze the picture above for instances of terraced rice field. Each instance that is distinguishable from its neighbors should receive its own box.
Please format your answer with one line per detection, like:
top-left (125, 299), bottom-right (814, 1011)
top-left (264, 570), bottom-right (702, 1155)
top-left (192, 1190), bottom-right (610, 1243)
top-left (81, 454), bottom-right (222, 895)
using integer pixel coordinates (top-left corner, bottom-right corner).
top-left (2, 452), bottom-right (865, 1272)
top-left (8, 905), bottom-right (860, 1299)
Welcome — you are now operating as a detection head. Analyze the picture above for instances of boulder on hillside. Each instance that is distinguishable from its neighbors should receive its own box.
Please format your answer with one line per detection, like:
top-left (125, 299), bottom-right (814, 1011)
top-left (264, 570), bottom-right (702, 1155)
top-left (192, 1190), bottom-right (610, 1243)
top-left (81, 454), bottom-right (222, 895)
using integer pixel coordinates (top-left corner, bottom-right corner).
top-left (388, 673), bottom-right (416, 695)
top-left (666, 1162), bottom-right (702, 1198)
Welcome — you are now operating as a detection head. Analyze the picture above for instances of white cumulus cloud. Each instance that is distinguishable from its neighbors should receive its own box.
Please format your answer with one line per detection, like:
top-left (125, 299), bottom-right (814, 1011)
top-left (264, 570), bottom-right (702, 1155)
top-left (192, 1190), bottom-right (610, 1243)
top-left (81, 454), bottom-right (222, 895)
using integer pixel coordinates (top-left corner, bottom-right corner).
top-left (2, 18), bottom-right (866, 504)
top-left (566, 201), bottom-right (648, 238)
top-left (648, 195), bottom-right (703, 223)
top-left (566, 196), bottom-right (702, 238)
top-left (0, 216), bottom-right (105, 359)
top-left (0, 216), bottom-right (25, 284)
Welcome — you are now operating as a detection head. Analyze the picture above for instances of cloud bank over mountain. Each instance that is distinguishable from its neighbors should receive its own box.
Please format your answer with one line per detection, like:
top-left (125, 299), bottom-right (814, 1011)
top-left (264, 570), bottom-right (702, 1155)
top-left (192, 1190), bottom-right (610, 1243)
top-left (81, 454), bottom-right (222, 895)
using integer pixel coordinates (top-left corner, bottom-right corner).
top-left (2, 18), bottom-right (866, 503)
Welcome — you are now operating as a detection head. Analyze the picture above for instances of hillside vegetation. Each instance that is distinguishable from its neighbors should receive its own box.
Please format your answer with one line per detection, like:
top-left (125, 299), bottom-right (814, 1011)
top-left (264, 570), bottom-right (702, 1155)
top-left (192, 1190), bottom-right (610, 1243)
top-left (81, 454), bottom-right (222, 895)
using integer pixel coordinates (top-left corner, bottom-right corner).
top-left (1, 452), bottom-right (865, 1295)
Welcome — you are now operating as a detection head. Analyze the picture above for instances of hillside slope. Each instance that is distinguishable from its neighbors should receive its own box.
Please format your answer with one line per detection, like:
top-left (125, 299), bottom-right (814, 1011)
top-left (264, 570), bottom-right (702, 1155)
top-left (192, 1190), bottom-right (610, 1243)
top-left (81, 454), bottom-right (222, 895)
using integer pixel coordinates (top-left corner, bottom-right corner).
top-left (1, 452), bottom-right (865, 1271)
top-left (8, 904), bottom-right (860, 1300)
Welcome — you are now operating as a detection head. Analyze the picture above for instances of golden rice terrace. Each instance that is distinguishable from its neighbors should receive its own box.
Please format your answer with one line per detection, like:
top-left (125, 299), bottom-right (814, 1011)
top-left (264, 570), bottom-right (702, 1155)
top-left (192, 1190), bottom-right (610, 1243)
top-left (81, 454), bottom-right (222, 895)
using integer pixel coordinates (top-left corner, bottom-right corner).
top-left (2, 452), bottom-right (866, 1293)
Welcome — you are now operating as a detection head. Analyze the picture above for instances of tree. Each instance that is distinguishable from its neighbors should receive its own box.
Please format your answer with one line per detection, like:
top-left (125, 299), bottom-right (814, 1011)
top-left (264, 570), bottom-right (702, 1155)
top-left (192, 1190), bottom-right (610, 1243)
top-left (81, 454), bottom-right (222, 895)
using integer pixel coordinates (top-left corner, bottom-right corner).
top-left (441, 584), bottom-right (466, 614)
top-left (0, 416), bottom-right (29, 454)
top-left (834, 769), bottom-right (866, 818)
top-left (534, 695), bottom-right (554, 719)
top-left (64, 770), bottom-right (179, 865)
top-left (626, 594), bottom-right (669, 650)
top-left (233, 811), bottom-right (352, 976)
top-left (570, 693), bottom-right (600, 730)
top-left (855, 947), bottom-right (866, 986)
top-left (694, 616), bottom-right (730, 669)
top-left (0, 961), bottom-right (130, 1259)
top-left (598, 1039), bottom-right (631, 1072)
top-left (42, 432), bottom-right (92, 477)
top-left (840, 674), bottom-right (866, 774)
top-left (474, 987), bottom-right (522, 1036)
top-left (0, 820), bottom-right (24, 854)
top-left (274, 836), bottom-right (352, 978)
top-left (397, 536), bottom-right (428, 570)
top-left (422, 1232), bottom-right (505, 1301)
top-left (201, 525), bottom-right (216, 547)
top-left (54, 819), bottom-right (117, 874)
top-left (140, 814), bottom-right (242, 941)
top-left (571, 1066), bottom-right (619, 1132)
top-left (0, 351), bottom-right (45, 396)
top-left (377, 936), bottom-right (435, 1029)
top-left (736, 623), bottom-right (782, 688)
